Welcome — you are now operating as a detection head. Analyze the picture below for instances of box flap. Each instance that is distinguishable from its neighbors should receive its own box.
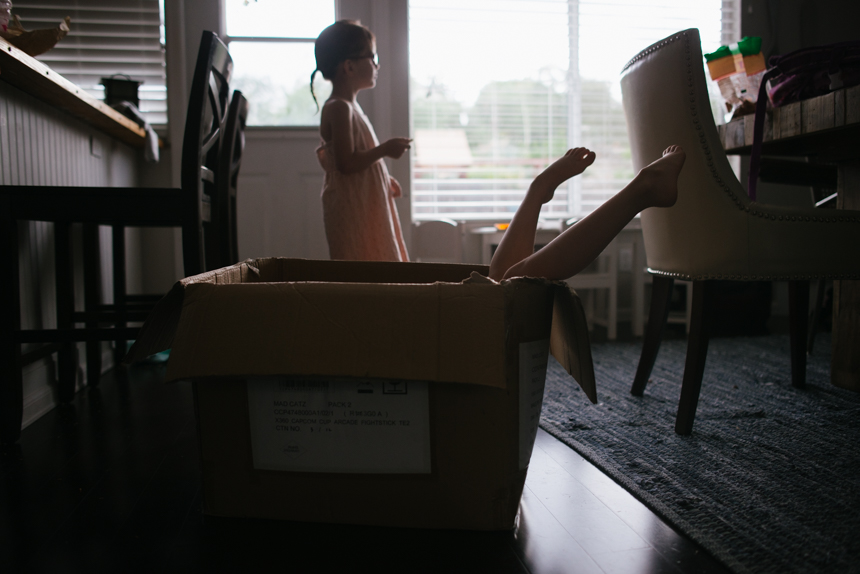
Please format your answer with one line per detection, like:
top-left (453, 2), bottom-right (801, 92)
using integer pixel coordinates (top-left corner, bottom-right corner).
top-left (550, 284), bottom-right (597, 403)
top-left (163, 279), bottom-right (507, 387)
top-left (127, 258), bottom-right (596, 400)
top-left (252, 257), bottom-right (490, 284)
top-left (126, 258), bottom-right (491, 364)
top-left (125, 261), bottom-right (264, 363)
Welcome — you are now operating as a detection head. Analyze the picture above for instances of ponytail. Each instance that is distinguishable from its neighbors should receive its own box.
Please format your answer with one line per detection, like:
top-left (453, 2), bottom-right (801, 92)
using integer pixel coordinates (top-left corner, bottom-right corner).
top-left (310, 68), bottom-right (321, 112)
top-left (312, 20), bottom-right (376, 113)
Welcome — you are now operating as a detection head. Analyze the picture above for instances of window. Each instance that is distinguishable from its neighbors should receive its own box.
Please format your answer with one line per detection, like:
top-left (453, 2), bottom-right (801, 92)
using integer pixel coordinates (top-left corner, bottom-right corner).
top-left (409, 0), bottom-right (737, 221)
top-left (224, 0), bottom-right (335, 126)
top-left (15, 0), bottom-right (168, 127)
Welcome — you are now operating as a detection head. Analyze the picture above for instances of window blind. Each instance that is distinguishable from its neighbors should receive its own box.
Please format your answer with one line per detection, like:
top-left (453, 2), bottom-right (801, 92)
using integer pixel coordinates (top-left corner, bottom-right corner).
top-left (409, 0), bottom-right (736, 221)
top-left (12, 1), bottom-right (167, 126)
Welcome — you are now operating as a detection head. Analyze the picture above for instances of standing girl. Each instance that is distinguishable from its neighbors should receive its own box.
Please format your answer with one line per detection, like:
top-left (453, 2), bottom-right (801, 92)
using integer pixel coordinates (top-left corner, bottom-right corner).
top-left (312, 20), bottom-right (411, 262)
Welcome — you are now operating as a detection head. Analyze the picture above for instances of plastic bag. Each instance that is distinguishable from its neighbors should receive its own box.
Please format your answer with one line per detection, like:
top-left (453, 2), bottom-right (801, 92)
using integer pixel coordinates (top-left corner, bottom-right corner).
top-left (705, 36), bottom-right (766, 121)
top-left (748, 40), bottom-right (860, 200)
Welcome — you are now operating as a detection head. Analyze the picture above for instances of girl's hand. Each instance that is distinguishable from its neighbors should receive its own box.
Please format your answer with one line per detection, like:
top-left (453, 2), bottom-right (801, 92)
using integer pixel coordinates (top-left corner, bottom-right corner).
top-left (389, 176), bottom-right (402, 198)
top-left (382, 138), bottom-right (412, 159)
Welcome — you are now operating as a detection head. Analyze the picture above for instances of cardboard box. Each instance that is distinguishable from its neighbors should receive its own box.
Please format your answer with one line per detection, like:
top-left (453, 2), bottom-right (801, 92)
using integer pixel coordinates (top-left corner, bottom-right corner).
top-left (128, 258), bottom-right (596, 530)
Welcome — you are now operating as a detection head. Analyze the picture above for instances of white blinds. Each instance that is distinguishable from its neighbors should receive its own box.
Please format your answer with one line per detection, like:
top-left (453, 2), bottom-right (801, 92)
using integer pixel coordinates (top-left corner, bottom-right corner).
top-left (12, 1), bottom-right (167, 126)
top-left (409, 0), bottom-right (735, 221)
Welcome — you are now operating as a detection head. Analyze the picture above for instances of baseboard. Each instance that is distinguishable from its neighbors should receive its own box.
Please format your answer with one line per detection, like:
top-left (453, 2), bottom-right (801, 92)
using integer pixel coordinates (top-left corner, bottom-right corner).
top-left (20, 343), bottom-right (117, 431)
top-left (21, 359), bottom-right (58, 430)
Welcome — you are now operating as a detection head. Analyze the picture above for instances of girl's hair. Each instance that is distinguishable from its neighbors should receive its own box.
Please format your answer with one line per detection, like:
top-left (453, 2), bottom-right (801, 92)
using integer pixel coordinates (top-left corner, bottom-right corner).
top-left (311, 20), bottom-right (375, 111)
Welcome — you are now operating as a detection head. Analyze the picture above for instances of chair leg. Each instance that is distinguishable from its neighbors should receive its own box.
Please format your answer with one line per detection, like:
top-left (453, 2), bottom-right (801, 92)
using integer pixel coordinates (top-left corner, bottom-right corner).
top-left (0, 322), bottom-right (23, 445)
top-left (182, 217), bottom-right (205, 278)
top-left (789, 280), bottom-right (810, 389)
top-left (632, 274), bottom-right (674, 396)
top-left (83, 224), bottom-right (102, 387)
top-left (54, 222), bottom-right (77, 403)
top-left (675, 280), bottom-right (711, 436)
top-left (806, 279), bottom-right (825, 355)
top-left (230, 195), bottom-right (239, 264)
top-left (112, 225), bottom-right (127, 367)
top-left (0, 197), bottom-right (24, 444)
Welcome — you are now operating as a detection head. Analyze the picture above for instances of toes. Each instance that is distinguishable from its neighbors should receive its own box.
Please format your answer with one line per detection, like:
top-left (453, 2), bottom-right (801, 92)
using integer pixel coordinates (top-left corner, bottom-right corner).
top-left (562, 147), bottom-right (595, 165)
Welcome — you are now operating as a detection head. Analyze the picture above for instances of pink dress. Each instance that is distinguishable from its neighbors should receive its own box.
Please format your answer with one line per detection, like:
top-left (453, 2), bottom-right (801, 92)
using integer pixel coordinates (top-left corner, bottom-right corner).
top-left (316, 100), bottom-right (409, 262)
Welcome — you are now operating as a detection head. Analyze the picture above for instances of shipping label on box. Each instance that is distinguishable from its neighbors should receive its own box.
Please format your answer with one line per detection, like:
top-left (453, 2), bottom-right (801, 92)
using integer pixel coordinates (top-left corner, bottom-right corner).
top-left (519, 339), bottom-right (550, 469)
top-left (247, 377), bottom-right (431, 474)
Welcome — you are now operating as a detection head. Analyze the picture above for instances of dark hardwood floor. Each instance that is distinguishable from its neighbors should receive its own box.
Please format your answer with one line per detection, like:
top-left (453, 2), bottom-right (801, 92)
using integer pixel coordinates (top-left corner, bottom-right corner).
top-left (1, 354), bottom-right (731, 573)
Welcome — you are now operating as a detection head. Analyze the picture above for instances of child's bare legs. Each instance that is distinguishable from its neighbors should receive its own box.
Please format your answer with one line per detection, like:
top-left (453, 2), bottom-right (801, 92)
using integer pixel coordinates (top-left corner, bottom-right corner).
top-left (494, 145), bottom-right (686, 281)
top-left (489, 147), bottom-right (596, 280)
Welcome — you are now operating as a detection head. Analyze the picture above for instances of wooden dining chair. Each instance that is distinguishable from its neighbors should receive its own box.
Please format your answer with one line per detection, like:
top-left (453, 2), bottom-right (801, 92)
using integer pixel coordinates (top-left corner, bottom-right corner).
top-left (619, 28), bottom-right (860, 435)
top-left (0, 31), bottom-right (232, 444)
top-left (213, 90), bottom-right (249, 269)
top-left (411, 219), bottom-right (463, 263)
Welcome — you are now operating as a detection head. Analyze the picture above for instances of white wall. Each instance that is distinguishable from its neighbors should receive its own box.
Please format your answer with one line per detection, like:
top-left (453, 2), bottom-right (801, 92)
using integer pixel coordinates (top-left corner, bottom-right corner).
top-left (237, 129), bottom-right (330, 261)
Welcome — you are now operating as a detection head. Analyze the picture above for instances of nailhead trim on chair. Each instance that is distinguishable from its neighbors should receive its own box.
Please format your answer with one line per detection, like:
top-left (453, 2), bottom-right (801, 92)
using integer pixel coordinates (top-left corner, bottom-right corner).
top-left (647, 269), bottom-right (860, 281)
top-left (621, 33), bottom-right (682, 73)
top-left (680, 32), bottom-right (753, 210)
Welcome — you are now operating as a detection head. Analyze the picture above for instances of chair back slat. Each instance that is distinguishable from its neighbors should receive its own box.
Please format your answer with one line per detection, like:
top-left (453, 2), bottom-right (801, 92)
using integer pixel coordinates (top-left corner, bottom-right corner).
top-left (182, 31), bottom-right (231, 196)
top-left (211, 90), bottom-right (249, 269)
top-left (180, 30), bottom-right (232, 276)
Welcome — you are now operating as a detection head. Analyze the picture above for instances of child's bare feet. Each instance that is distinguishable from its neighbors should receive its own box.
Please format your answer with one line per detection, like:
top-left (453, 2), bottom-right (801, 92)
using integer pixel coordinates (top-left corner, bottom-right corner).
top-left (532, 147), bottom-right (596, 203)
top-left (633, 145), bottom-right (685, 209)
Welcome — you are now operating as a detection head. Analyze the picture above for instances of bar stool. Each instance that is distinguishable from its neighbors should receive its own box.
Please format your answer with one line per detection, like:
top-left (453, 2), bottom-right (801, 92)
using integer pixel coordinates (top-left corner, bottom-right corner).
top-left (0, 31), bottom-right (233, 444)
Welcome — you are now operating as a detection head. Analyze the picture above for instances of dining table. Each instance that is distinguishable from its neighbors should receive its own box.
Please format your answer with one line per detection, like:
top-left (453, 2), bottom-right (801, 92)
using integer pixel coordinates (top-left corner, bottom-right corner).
top-left (719, 84), bottom-right (860, 391)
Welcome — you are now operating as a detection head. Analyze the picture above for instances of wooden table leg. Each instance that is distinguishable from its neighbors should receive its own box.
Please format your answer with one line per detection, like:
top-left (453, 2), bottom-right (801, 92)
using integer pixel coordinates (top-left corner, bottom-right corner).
top-left (832, 165), bottom-right (860, 391)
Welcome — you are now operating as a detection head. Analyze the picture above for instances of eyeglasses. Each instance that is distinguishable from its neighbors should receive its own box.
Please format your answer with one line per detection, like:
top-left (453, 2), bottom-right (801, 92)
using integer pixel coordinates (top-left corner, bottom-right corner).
top-left (351, 53), bottom-right (379, 66)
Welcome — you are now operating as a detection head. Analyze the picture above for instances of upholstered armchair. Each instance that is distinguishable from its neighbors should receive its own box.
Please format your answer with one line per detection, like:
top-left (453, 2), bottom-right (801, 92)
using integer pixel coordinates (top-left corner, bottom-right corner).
top-left (619, 28), bottom-right (860, 435)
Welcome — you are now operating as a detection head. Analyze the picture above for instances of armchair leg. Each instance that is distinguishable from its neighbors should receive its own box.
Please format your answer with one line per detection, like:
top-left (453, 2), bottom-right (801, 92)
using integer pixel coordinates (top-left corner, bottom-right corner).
top-left (675, 280), bottom-right (711, 436)
top-left (632, 274), bottom-right (674, 396)
top-left (789, 280), bottom-right (810, 389)
top-left (806, 279), bottom-right (824, 355)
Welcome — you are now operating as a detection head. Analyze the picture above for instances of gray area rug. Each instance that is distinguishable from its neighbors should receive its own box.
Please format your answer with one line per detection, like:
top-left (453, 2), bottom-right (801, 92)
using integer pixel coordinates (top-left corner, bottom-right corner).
top-left (540, 333), bottom-right (860, 574)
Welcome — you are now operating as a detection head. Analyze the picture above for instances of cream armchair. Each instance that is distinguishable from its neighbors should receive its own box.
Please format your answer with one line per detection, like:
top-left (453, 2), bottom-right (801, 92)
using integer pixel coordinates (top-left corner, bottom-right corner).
top-left (620, 29), bottom-right (860, 435)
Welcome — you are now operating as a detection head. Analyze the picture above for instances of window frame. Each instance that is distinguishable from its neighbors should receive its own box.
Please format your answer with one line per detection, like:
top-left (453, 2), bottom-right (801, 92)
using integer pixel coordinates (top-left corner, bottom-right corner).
top-left (222, 0), bottom-right (337, 128)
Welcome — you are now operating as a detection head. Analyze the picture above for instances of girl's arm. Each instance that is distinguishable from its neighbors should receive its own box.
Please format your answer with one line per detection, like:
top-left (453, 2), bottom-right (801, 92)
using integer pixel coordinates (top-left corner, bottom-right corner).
top-left (323, 99), bottom-right (410, 175)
